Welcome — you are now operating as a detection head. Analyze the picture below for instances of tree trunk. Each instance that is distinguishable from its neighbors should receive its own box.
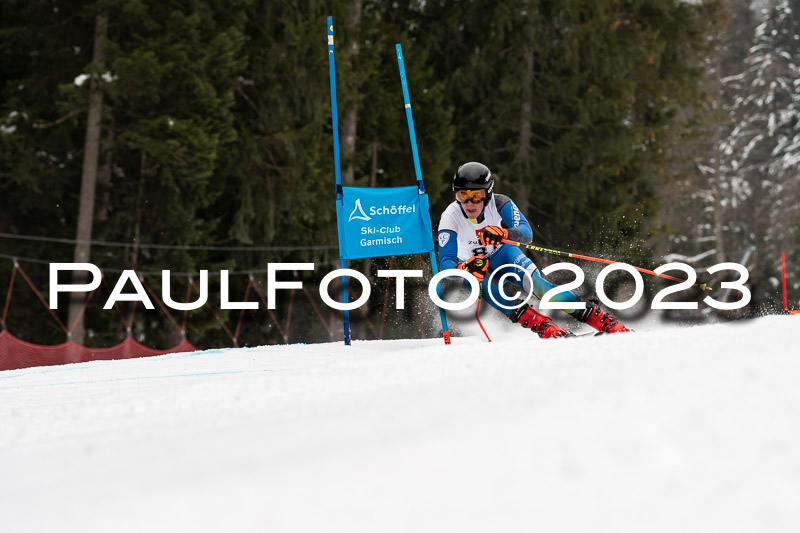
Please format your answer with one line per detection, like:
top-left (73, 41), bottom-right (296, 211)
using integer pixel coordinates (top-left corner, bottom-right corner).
top-left (67, 12), bottom-right (107, 349)
top-left (516, 10), bottom-right (534, 217)
top-left (96, 120), bottom-right (114, 222)
top-left (711, 54), bottom-right (726, 264)
top-left (130, 150), bottom-right (146, 271)
top-left (370, 137), bottom-right (378, 188)
top-left (340, 0), bottom-right (362, 185)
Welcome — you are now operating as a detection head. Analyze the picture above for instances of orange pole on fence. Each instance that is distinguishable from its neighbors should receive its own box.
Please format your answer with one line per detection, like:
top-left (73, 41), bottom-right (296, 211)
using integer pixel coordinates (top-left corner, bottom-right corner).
top-left (782, 251), bottom-right (788, 313)
top-left (782, 251), bottom-right (800, 315)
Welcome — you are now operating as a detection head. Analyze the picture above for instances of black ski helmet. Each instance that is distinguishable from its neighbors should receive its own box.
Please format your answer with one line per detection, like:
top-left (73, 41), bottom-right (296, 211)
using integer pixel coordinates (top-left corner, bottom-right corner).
top-left (452, 162), bottom-right (494, 201)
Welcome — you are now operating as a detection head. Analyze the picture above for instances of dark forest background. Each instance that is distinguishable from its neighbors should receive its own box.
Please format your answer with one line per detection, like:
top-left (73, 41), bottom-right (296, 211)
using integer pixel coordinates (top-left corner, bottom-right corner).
top-left (1, 0), bottom-right (798, 348)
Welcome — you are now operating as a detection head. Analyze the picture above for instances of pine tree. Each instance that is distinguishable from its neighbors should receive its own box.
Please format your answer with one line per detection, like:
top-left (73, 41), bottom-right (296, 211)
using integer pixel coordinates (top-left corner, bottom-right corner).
top-left (720, 0), bottom-right (800, 309)
top-left (102, 0), bottom-right (251, 347)
top-left (0, 0), bottom-right (97, 344)
top-left (1, 0), bottom-right (253, 347)
top-left (654, 0), bottom-right (755, 269)
top-left (221, 1), bottom-right (452, 262)
top-left (417, 0), bottom-right (719, 252)
top-left (217, 0), bottom-right (340, 269)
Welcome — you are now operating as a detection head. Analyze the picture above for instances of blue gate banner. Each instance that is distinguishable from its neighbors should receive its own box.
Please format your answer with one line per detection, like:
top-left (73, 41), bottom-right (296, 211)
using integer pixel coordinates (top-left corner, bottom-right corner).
top-left (336, 185), bottom-right (435, 260)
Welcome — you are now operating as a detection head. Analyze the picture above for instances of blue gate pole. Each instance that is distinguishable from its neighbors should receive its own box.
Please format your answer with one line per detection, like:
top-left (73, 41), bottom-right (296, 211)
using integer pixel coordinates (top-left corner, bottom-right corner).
top-left (396, 44), bottom-right (451, 344)
top-left (328, 17), bottom-right (350, 345)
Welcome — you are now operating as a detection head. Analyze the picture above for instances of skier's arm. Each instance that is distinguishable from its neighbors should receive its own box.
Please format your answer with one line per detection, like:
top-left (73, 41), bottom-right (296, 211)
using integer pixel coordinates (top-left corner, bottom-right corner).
top-left (495, 194), bottom-right (533, 244)
top-left (437, 230), bottom-right (459, 271)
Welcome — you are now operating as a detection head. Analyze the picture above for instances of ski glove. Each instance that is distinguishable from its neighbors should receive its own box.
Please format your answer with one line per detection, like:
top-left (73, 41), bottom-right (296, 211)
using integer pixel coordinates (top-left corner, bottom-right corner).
top-left (458, 256), bottom-right (489, 282)
top-left (479, 225), bottom-right (508, 247)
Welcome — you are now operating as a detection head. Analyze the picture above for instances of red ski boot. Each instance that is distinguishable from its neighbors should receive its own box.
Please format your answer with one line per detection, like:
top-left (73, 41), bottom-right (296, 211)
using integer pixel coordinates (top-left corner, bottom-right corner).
top-left (578, 304), bottom-right (630, 334)
top-left (510, 304), bottom-right (571, 338)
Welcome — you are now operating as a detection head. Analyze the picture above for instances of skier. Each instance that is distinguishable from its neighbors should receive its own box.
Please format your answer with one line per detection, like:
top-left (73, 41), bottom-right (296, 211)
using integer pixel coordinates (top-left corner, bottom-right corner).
top-left (437, 161), bottom-right (630, 338)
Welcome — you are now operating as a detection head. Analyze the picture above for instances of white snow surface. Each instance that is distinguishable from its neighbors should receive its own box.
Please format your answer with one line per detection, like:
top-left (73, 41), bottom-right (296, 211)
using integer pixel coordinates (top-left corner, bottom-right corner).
top-left (2, 316), bottom-right (800, 533)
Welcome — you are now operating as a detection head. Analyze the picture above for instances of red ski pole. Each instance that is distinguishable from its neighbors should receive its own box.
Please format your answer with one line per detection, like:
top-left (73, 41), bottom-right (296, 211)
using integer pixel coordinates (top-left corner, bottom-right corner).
top-left (502, 239), bottom-right (713, 291)
top-left (475, 284), bottom-right (492, 342)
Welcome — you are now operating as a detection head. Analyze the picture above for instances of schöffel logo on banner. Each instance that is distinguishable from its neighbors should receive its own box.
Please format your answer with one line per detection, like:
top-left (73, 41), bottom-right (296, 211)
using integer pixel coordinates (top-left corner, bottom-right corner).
top-left (348, 198), bottom-right (416, 223)
top-left (348, 199), bottom-right (371, 222)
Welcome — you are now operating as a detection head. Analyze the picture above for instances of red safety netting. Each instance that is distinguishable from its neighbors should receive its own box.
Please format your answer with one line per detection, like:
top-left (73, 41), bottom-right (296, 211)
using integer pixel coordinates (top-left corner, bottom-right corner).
top-left (0, 260), bottom-right (202, 371)
top-left (0, 329), bottom-right (196, 371)
top-left (1, 255), bottom-right (429, 371)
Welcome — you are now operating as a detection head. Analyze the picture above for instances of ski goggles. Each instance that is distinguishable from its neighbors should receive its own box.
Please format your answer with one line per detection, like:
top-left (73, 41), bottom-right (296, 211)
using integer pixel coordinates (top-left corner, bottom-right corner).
top-left (454, 189), bottom-right (487, 204)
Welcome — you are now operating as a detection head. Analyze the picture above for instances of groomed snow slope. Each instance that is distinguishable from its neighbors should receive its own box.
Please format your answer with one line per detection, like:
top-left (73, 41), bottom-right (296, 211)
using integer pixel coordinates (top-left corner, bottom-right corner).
top-left (2, 316), bottom-right (799, 533)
